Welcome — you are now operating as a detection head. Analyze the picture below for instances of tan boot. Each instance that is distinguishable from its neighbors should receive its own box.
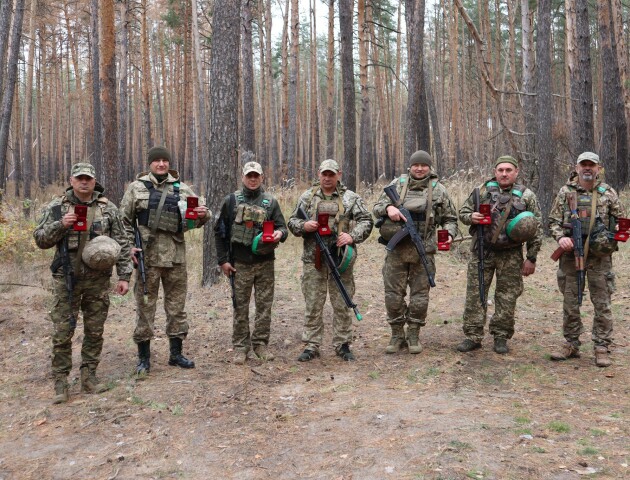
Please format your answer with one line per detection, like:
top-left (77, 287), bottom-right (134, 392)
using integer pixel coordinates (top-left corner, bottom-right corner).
top-left (594, 346), bottom-right (611, 367)
top-left (52, 375), bottom-right (69, 404)
top-left (550, 342), bottom-right (580, 361)
top-left (253, 345), bottom-right (275, 361)
top-left (385, 324), bottom-right (406, 354)
top-left (233, 350), bottom-right (247, 365)
top-left (80, 366), bottom-right (108, 394)
top-left (407, 323), bottom-right (423, 354)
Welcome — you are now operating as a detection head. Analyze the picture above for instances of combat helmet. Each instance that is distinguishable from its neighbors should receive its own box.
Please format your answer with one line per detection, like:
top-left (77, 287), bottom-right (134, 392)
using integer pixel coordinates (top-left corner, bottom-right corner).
top-left (334, 245), bottom-right (356, 274)
top-left (588, 220), bottom-right (618, 257)
top-left (505, 211), bottom-right (538, 244)
top-left (251, 233), bottom-right (278, 256)
top-left (82, 235), bottom-right (122, 270)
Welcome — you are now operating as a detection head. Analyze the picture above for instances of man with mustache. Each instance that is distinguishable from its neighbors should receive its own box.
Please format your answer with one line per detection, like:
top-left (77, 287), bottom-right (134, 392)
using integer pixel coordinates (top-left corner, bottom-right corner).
top-left (549, 152), bottom-right (624, 367)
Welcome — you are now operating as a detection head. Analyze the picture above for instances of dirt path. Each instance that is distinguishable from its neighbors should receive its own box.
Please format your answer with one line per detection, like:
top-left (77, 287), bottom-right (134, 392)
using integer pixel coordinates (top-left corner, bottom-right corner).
top-left (0, 235), bottom-right (628, 479)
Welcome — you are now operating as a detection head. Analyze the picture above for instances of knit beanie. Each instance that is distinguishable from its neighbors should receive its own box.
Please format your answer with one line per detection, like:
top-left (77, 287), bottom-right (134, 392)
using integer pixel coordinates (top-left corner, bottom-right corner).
top-left (148, 146), bottom-right (172, 164)
top-left (494, 155), bottom-right (518, 169)
top-left (408, 150), bottom-right (433, 168)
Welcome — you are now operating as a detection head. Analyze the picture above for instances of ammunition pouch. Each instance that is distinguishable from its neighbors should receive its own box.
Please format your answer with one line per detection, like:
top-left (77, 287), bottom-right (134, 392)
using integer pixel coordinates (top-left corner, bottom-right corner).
top-left (588, 219), bottom-right (618, 257)
top-left (137, 180), bottom-right (182, 233)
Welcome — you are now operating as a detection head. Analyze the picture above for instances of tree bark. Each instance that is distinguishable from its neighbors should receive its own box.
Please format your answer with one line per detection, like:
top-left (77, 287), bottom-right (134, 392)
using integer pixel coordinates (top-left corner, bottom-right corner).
top-left (339, 0), bottom-right (356, 190)
top-left (287, 0), bottom-right (299, 179)
top-left (325, 0), bottom-right (336, 160)
top-left (241, 0), bottom-right (255, 154)
top-left (202, 0), bottom-right (241, 287)
top-left (572, 0), bottom-right (594, 155)
top-left (536, 0), bottom-right (554, 228)
top-left (0, 0), bottom-right (26, 202)
top-left (23, 0), bottom-right (37, 216)
top-left (90, 0), bottom-right (102, 178)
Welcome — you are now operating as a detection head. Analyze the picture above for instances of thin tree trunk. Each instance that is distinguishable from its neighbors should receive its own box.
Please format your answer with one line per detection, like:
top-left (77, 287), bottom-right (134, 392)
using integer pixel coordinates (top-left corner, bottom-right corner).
top-left (287, 0), bottom-right (299, 179)
top-left (572, 0), bottom-right (594, 155)
top-left (0, 0), bottom-right (13, 106)
top-left (310, 0), bottom-right (320, 175)
top-left (118, 0), bottom-right (130, 186)
top-left (141, 0), bottom-right (153, 151)
top-left (325, 0), bottom-right (336, 160)
top-left (22, 0), bottom-right (37, 215)
top-left (90, 0), bottom-right (102, 177)
top-left (0, 0), bottom-right (26, 202)
top-left (241, 0), bottom-right (255, 154)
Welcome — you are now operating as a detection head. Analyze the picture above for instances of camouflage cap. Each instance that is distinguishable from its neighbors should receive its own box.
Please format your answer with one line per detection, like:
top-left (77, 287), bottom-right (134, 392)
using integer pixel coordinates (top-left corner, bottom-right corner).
top-left (243, 161), bottom-right (263, 175)
top-left (577, 151), bottom-right (599, 164)
top-left (71, 163), bottom-right (96, 178)
top-left (494, 155), bottom-right (518, 169)
top-left (319, 159), bottom-right (340, 173)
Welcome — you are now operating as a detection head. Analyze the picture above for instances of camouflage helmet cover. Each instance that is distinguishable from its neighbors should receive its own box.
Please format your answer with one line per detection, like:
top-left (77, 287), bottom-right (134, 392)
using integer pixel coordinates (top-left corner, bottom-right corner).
top-left (82, 235), bottom-right (122, 270)
top-left (505, 211), bottom-right (538, 244)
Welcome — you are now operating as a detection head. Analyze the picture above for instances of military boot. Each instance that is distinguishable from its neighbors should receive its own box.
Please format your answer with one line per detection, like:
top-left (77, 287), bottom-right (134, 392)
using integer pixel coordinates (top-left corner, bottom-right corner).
top-left (136, 340), bottom-right (151, 374)
top-left (80, 365), bottom-right (108, 394)
top-left (52, 374), bottom-right (69, 404)
top-left (168, 338), bottom-right (195, 369)
top-left (385, 324), bottom-right (406, 354)
top-left (253, 345), bottom-right (275, 361)
top-left (550, 342), bottom-right (580, 361)
top-left (493, 337), bottom-right (509, 354)
top-left (594, 346), bottom-right (611, 367)
top-left (406, 323), bottom-right (423, 354)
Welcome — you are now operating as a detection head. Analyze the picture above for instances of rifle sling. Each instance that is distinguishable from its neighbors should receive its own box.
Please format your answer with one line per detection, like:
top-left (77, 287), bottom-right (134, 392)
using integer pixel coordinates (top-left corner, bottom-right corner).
top-left (74, 204), bottom-right (96, 275)
top-left (490, 196), bottom-right (514, 244)
top-left (583, 189), bottom-right (599, 262)
top-left (150, 184), bottom-right (171, 238)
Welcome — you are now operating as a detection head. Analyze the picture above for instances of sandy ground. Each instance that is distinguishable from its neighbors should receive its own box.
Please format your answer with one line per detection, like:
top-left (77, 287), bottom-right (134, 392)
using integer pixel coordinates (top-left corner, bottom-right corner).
top-left (0, 231), bottom-right (628, 480)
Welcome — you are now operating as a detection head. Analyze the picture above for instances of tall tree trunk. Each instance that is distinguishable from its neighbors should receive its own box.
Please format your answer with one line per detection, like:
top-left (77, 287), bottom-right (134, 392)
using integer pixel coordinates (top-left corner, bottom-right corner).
top-left (325, 0), bottom-right (336, 160)
top-left (192, 0), bottom-right (208, 184)
top-left (357, 0), bottom-right (374, 184)
top-left (572, 0), bottom-right (594, 155)
top-left (521, 0), bottom-right (536, 183)
top-left (90, 0), bottom-right (102, 178)
top-left (264, 0), bottom-right (279, 178)
top-left (202, 0), bottom-right (241, 287)
top-left (141, 0), bottom-right (153, 151)
top-left (339, 0), bottom-right (356, 190)
top-left (100, 0), bottom-right (121, 204)
top-left (118, 0), bottom-right (130, 186)
top-left (280, 0), bottom-right (289, 176)
top-left (310, 0), bottom-right (320, 175)
top-left (287, 0), bottom-right (299, 179)
top-left (241, 0), bottom-right (255, 154)
top-left (0, 0), bottom-right (13, 105)
top-left (0, 0), bottom-right (26, 202)
top-left (536, 0), bottom-right (554, 228)
top-left (598, 0), bottom-right (628, 188)
top-left (23, 0), bottom-right (37, 216)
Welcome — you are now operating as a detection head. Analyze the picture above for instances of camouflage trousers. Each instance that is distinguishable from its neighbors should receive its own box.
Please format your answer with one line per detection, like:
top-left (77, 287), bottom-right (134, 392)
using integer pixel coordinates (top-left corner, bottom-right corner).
top-left (133, 263), bottom-right (189, 343)
top-left (50, 275), bottom-right (111, 375)
top-left (462, 247), bottom-right (524, 342)
top-left (557, 254), bottom-right (615, 347)
top-left (232, 260), bottom-right (275, 351)
top-left (382, 249), bottom-right (435, 327)
top-left (301, 261), bottom-right (354, 352)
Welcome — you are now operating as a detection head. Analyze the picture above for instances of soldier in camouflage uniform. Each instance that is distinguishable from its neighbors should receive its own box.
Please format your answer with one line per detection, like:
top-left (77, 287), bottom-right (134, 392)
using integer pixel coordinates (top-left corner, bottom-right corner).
top-left (549, 152), bottom-right (624, 367)
top-left (214, 161), bottom-right (288, 365)
top-left (457, 156), bottom-right (542, 354)
top-left (34, 163), bottom-right (132, 404)
top-left (373, 150), bottom-right (458, 354)
top-left (288, 159), bottom-right (373, 362)
top-left (120, 146), bottom-right (210, 374)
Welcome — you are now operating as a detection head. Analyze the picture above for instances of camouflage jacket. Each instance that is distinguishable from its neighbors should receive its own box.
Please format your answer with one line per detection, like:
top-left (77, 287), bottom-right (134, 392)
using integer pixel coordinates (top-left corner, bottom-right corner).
top-left (548, 173), bottom-right (623, 242)
top-left (213, 185), bottom-right (288, 265)
top-left (33, 185), bottom-right (133, 281)
top-left (372, 173), bottom-right (459, 249)
top-left (288, 181), bottom-right (374, 263)
top-left (120, 170), bottom-right (209, 267)
top-left (459, 178), bottom-right (543, 260)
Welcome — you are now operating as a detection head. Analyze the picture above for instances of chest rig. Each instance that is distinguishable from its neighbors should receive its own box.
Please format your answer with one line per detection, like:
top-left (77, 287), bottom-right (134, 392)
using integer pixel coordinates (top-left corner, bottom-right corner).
top-left (482, 181), bottom-right (527, 249)
top-left (137, 180), bottom-right (182, 233)
top-left (230, 190), bottom-right (273, 246)
top-left (306, 186), bottom-right (349, 240)
top-left (562, 185), bottom-right (611, 236)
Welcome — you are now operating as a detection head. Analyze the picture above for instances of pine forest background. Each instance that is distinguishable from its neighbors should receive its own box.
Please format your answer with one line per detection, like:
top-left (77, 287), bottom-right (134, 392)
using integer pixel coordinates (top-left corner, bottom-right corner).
top-left (0, 0), bottom-right (629, 270)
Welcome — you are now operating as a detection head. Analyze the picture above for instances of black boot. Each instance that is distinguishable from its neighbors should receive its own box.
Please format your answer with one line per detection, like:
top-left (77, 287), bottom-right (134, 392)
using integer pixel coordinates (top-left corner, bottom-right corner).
top-left (168, 338), bottom-right (195, 369)
top-left (136, 341), bottom-right (151, 374)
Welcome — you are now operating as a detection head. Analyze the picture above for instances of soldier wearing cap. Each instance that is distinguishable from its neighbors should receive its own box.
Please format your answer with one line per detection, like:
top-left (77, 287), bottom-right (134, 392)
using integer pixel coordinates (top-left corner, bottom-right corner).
top-left (456, 155), bottom-right (542, 354)
top-left (34, 163), bottom-right (132, 404)
top-left (214, 161), bottom-right (288, 365)
top-left (372, 150), bottom-right (458, 354)
top-left (549, 152), bottom-right (624, 367)
top-left (288, 159), bottom-right (373, 362)
top-left (120, 146), bottom-right (210, 374)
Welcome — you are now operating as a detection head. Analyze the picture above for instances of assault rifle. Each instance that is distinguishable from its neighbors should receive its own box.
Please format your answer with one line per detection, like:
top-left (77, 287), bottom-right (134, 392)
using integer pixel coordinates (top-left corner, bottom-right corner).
top-left (383, 185), bottom-right (436, 288)
top-left (297, 206), bottom-right (362, 321)
top-left (218, 194), bottom-right (237, 308)
top-left (473, 187), bottom-right (486, 307)
top-left (134, 220), bottom-right (148, 304)
top-left (59, 234), bottom-right (77, 328)
top-left (550, 192), bottom-right (585, 305)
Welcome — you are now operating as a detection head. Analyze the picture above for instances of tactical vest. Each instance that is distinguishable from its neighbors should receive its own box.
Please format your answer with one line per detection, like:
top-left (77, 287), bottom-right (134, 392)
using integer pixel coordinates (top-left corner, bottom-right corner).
top-left (481, 181), bottom-right (528, 249)
top-left (305, 187), bottom-right (349, 236)
top-left (378, 175), bottom-right (437, 241)
top-left (562, 184), bottom-right (612, 235)
top-left (230, 190), bottom-right (274, 247)
top-left (136, 180), bottom-right (181, 233)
